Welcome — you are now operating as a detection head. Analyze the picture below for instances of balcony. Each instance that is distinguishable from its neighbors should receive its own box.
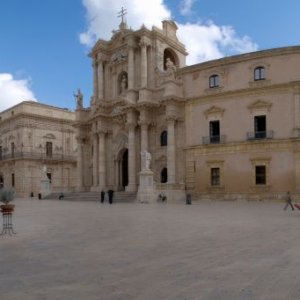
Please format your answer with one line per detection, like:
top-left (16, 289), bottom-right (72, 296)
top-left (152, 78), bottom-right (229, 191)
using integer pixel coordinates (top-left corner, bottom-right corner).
top-left (247, 130), bottom-right (274, 140)
top-left (202, 135), bottom-right (226, 145)
top-left (0, 151), bottom-right (76, 162)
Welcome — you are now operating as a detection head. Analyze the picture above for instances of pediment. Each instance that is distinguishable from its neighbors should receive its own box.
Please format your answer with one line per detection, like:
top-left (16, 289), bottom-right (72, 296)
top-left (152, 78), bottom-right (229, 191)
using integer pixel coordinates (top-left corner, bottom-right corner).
top-left (248, 100), bottom-right (272, 113)
top-left (43, 133), bottom-right (56, 139)
top-left (204, 106), bottom-right (225, 119)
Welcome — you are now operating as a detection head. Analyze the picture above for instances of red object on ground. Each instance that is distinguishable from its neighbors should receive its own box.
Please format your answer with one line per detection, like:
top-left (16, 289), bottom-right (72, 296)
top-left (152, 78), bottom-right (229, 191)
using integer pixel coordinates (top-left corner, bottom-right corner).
top-left (294, 204), bottom-right (300, 210)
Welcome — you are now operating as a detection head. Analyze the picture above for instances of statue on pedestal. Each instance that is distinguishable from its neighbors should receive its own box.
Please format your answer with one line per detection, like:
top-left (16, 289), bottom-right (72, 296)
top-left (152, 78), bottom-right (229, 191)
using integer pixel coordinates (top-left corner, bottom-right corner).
top-left (74, 88), bottom-right (83, 109)
top-left (141, 150), bottom-right (151, 171)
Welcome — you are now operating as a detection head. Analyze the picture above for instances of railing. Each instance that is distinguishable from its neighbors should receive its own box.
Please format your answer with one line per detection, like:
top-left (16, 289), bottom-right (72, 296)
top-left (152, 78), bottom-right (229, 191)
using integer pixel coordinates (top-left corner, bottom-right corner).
top-left (0, 151), bottom-right (76, 162)
top-left (202, 135), bottom-right (226, 145)
top-left (247, 130), bottom-right (273, 140)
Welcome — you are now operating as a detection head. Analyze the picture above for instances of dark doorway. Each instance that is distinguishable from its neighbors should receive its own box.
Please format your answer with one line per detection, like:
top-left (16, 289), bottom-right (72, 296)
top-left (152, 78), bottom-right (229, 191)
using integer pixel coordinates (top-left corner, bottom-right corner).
top-left (0, 174), bottom-right (3, 188)
top-left (161, 167), bottom-right (168, 183)
top-left (121, 149), bottom-right (128, 188)
top-left (209, 120), bottom-right (220, 143)
top-left (255, 115), bottom-right (266, 139)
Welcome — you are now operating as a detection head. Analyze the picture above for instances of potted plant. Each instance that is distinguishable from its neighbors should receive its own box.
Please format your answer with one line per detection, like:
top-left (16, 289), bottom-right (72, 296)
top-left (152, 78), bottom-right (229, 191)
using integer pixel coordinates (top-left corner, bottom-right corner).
top-left (0, 187), bottom-right (15, 213)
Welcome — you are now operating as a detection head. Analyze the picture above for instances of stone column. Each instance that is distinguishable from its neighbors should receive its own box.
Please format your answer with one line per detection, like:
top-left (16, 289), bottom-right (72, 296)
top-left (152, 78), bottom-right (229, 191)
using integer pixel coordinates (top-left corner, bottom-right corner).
top-left (128, 46), bottom-right (134, 90)
top-left (93, 61), bottom-right (98, 100)
top-left (294, 90), bottom-right (300, 127)
top-left (97, 60), bottom-right (104, 100)
top-left (167, 116), bottom-right (176, 184)
top-left (98, 131), bottom-right (106, 189)
top-left (92, 133), bottom-right (99, 187)
top-left (127, 123), bottom-right (137, 191)
top-left (140, 123), bottom-right (149, 152)
top-left (76, 137), bottom-right (84, 191)
top-left (140, 42), bottom-right (148, 88)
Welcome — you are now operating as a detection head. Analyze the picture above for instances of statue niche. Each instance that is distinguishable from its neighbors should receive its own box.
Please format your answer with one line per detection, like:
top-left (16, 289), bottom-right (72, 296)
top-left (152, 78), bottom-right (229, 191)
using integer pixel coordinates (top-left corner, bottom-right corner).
top-left (118, 72), bottom-right (128, 95)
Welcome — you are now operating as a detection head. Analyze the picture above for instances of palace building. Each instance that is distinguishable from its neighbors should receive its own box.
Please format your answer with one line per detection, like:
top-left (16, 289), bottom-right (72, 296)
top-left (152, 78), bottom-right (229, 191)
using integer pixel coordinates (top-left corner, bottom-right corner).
top-left (2, 19), bottom-right (300, 201)
top-left (0, 101), bottom-right (77, 197)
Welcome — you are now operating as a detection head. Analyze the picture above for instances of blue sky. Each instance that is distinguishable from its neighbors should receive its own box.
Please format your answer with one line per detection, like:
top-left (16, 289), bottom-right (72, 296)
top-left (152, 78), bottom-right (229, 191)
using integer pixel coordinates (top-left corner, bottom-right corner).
top-left (1, 0), bottom-right (300, 112)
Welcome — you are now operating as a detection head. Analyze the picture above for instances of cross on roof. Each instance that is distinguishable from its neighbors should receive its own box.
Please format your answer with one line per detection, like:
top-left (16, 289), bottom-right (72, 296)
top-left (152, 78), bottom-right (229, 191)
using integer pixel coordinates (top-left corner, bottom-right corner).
top-left (118, 7), bottom-right (127, 24)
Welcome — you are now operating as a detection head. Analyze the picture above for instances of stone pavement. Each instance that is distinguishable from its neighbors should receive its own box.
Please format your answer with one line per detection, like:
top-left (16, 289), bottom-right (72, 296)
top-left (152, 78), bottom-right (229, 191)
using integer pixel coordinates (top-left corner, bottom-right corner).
top-left (1, 198), bottom-right (300, 300)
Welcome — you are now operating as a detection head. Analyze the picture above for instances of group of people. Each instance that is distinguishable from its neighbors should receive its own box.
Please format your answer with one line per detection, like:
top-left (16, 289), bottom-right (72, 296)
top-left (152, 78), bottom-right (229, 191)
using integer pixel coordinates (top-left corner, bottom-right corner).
top-left (100, 190), bottom-right (114, 204)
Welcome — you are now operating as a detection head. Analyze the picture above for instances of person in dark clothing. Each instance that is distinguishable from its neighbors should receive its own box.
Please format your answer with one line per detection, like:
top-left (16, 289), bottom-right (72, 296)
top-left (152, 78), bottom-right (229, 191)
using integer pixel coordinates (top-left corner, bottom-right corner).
top-left (108, 189), bottom-right (114, 204)
top-left (100, 190), bottom-right (105, 203)
top-left (284, 191), bottom-right (294, 211)
top-left (58, 192), bottom-right (64, 200)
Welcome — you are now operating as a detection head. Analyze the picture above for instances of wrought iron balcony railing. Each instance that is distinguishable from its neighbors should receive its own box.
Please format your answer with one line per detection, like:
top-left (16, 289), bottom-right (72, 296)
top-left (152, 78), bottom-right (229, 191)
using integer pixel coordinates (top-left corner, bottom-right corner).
top-left (202, 135), bottom-right (226, 145)
top-left (247, 130), bottom-right (274, 140)
top-left (0, 151), bottom-right (76, 162)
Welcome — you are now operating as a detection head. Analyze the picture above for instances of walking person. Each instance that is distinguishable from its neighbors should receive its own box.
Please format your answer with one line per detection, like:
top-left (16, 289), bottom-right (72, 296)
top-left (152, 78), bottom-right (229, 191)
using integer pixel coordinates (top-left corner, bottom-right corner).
top-left (284, 191), bottom-right (294, 211)
top-left (108, 189), bottom-right (114, 204)
top-left (100, 190), bottom-right (105, 203)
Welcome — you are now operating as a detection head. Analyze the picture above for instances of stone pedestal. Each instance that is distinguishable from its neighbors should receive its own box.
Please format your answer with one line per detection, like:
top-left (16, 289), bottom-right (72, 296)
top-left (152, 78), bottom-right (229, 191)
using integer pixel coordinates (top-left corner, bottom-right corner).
top-left (137, 170), bottom-right (156, 203)
top-left (40, 178), bottom-right (51, 198)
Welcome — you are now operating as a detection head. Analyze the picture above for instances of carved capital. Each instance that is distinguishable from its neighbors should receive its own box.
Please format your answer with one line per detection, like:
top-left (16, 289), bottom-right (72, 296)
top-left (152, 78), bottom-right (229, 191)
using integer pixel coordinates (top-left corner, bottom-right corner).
top-left (166, 115), bottom-right (177, 124)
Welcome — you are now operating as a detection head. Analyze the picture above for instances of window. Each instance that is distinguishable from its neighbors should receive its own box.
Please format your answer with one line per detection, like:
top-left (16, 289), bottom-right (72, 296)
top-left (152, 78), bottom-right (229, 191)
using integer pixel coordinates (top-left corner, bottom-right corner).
top-left (209, 74), bottom-right (219, 88)
top-left (161, 168), bottom-right (168, 183)
top-left (211, 168), bottom-right (220, 186)
top-left (12, 173), bottom-right (15, 187)
top-left (46, 142), bottom-right (53, 157)
top-left (255, 115), bottom-right (266, 139)
top-left (254, 66), bottom-right (265, 81)
top-left (255, 166), bottom-right (266, 185)
top-left (160, 131), bottom-right (168, 146)
top-left (209, 120), bottom-right (220, 143)
top-left (11, 142), bottom-right (15, 158)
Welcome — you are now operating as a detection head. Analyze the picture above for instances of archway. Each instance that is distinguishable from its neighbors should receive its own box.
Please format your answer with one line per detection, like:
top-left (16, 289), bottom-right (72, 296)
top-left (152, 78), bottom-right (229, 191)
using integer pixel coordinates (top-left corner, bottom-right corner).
top-left (117, 148), bottom-right (128, 190)
top-left (163, 48), bottom-right (178, 70)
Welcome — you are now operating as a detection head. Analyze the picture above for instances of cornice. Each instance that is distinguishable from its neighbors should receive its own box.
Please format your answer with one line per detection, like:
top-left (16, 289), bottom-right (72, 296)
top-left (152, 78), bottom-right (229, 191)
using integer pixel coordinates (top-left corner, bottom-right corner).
top-left (178, 46), bottom-right (300, 75)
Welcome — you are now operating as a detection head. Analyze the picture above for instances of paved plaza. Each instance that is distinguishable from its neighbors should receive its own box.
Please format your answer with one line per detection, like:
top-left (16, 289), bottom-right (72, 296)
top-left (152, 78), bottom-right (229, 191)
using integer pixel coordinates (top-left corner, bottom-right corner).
top-left (1, 198), bottom-right (300, 300)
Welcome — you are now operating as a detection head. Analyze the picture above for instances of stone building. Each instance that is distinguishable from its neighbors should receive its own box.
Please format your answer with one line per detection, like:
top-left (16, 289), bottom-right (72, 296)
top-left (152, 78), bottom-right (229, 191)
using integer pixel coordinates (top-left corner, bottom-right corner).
top-left (0, 101), bottom-right (77, 197)
top-left (75, 18), bottom-right (300, 201)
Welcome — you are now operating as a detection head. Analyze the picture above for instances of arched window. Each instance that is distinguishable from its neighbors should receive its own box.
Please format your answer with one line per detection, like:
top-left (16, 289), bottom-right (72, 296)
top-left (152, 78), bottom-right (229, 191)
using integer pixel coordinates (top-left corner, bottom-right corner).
top-left (209, 74), bottom-right (219, 88)
top-left (161, 168), bottom-right (168, 183)
top-left (254, 66), bottom-right (265, 81)
top-left (160, 130), bottom-right (168, 146)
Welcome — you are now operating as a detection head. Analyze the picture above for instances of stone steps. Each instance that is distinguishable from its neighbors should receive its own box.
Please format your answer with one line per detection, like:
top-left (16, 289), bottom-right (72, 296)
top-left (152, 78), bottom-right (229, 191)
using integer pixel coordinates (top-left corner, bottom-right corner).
top-left (43, 191), bottom-right (137, 203)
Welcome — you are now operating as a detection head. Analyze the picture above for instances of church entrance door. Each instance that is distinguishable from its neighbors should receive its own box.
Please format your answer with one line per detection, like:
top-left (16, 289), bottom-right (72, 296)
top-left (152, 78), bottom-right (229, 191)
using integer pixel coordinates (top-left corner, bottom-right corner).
top-left (117, 148), bottom-right (128, 191)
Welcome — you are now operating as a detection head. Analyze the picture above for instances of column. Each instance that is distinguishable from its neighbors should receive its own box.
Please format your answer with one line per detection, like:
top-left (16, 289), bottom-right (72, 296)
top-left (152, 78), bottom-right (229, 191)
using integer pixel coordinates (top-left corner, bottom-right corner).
top-left (167, 117), bottom-right (176, 184)
top-left (127, 124), bottom-right (137, 191)
top-left (76, 137), bottom-right (84, 191)
top-left (97, 60), bottom-right (104, 100)
top-left (98, 131), bottom-right (106, 189)
top-left (128, 46), bottom-right (134, 90)
top-left (93, 61), bottom-right (98, 100)
top-left (294, 91), bottom-right (300, 128)
top-left (140, 123), bottom-right (149, 152)
top-left (140, 42), bottom-right (147, 88)
top-left (92, 133), bottom-right (98, 187)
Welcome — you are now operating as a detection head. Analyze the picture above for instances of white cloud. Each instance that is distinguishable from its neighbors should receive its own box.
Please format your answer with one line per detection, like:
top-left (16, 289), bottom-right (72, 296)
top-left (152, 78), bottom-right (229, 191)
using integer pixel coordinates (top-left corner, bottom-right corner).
top-left (0, 73), bottom-right (36, 112)
top-left (80, 0), bottom-right (258, 65)
top-left (80, 0), bottom-right (170, 46)
top-left (177, 22), bottom-right (258, 65)
top-left (179, 0), bottom-right (196, 16)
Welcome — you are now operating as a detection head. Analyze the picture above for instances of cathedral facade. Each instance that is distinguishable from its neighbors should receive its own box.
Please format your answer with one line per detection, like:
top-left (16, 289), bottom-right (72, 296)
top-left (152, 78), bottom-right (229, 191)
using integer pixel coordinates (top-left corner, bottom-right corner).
top-left (75, 19), bottom-right (300, 201)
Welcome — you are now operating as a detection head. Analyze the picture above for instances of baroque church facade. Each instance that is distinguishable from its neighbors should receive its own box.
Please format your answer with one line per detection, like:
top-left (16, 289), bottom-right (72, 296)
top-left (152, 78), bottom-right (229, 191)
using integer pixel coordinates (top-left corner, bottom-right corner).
top-left (75, 18), bottom-right (300, 201)
top-left (1, 19), bottom-right (300, 201)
